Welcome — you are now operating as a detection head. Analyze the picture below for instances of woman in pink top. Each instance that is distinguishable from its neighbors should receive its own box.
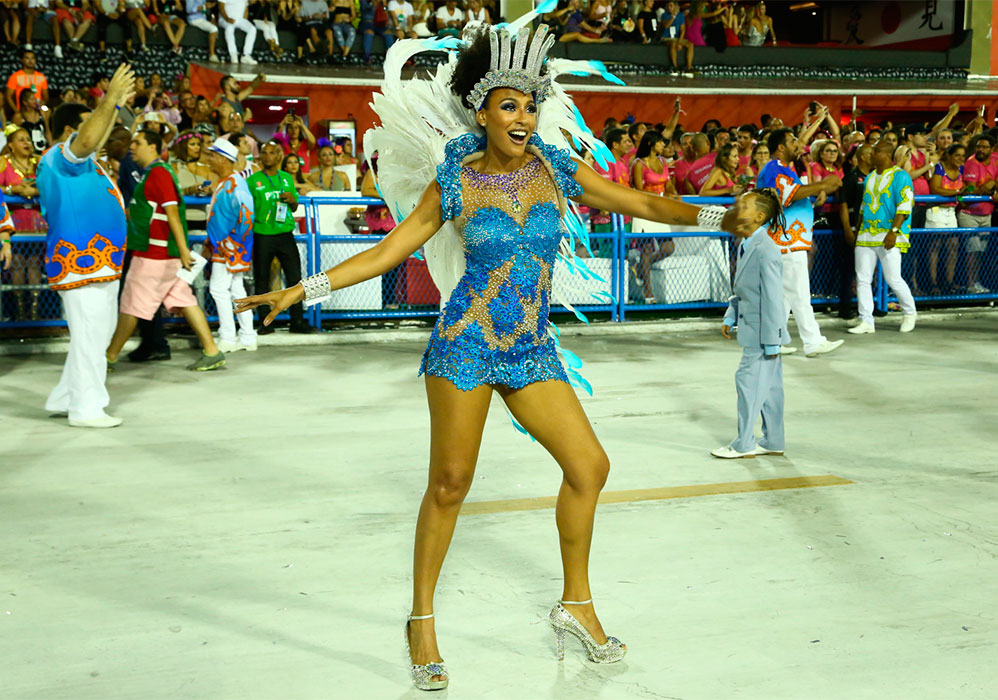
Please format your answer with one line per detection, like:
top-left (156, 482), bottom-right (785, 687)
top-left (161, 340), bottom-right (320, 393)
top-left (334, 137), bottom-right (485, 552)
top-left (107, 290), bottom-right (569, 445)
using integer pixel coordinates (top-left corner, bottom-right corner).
top-left (745, 142), bottom-right (770, 187)
top-left (927, 143), bottom-right (967, 293)
top-left (632, 130), bottom-right (676, 301)
top-left (0, 127), bottom-right (45, 319)
top-left (808, 139), bottom-right (844, 218)
top-left (699, 143), bottom-right (743, 196)
top-left (272, 113), bottom-right (318, 172)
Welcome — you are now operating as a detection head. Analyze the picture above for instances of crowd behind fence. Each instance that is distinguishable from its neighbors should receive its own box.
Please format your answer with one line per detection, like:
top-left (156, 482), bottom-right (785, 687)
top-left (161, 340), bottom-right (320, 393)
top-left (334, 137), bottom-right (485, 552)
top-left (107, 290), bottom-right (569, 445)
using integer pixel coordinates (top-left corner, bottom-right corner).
top-left (1, 194), bottom-right (996, 331)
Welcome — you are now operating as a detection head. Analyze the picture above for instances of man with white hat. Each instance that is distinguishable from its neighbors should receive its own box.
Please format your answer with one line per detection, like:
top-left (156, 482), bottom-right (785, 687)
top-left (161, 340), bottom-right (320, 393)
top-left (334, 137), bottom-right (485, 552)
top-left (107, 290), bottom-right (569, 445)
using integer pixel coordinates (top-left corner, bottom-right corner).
top-left (205, 137), bottom-right (256, 352)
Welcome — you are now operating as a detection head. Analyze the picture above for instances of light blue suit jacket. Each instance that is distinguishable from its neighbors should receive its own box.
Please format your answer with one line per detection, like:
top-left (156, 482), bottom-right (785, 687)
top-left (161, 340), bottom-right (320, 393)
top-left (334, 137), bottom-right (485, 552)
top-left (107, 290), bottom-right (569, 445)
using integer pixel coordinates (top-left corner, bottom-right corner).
top-left (723, 226), bottom-right (787, 352)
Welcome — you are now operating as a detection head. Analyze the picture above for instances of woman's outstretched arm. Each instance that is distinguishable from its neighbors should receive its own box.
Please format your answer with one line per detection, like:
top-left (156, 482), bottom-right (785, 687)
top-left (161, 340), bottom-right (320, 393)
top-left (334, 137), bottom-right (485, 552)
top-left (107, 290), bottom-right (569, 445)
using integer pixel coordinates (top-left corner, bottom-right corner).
top-left (570, 158), bottom-right (756, 234)
top-left (235, 181), bottom-right (444, 324)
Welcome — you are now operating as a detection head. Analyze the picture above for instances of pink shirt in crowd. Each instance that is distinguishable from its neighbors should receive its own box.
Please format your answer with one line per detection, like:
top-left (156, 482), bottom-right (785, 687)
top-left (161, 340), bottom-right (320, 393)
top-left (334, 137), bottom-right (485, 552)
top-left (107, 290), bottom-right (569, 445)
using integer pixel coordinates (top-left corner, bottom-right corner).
top-left (909, 150), bottom-right (931, 196)
top-left (671, 158), bottom-right (692, 192)
top-left (685, 153), bottom-right (715, 194)
top-left (961, 156), bottom-right (995, 216)
top-left (635, 157), bottom-right (671, 195)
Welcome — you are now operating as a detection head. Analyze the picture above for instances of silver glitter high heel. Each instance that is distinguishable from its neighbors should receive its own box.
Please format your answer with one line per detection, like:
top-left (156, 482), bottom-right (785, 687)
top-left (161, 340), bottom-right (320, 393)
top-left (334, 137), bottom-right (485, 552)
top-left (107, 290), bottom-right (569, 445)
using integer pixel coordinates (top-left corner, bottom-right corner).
top-left (404, 613), bottom-right (449, 691)
top-left (548, 599), bottom-right (627, 664)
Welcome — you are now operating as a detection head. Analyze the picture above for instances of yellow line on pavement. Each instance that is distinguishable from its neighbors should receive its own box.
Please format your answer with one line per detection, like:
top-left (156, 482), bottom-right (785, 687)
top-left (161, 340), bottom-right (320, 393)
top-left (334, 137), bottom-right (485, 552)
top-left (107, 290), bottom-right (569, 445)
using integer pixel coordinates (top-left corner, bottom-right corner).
top-left (460, 475), bottom-right (854, 515)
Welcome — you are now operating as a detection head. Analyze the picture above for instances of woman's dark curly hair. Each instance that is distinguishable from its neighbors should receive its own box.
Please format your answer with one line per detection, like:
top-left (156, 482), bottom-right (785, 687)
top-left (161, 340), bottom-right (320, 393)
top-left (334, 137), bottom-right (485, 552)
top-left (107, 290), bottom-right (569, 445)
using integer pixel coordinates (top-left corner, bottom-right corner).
top-left (450, 28), bottom-right (551, 111)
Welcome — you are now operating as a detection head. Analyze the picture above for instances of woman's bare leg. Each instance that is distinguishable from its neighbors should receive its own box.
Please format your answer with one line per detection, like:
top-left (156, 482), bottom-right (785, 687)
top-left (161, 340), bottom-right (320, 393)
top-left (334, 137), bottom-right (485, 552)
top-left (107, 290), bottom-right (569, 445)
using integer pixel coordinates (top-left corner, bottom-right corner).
top-left (408, 376), bottom-right (493, 678)
top-left (498, 379), bottom-right (621, 647)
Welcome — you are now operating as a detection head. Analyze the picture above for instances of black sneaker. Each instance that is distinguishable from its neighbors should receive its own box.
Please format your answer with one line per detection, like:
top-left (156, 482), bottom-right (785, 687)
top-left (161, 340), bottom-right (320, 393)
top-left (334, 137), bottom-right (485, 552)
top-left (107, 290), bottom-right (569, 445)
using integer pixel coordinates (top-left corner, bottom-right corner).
top-left (129, 345), bottom-right (172, 362)
top-left (289, 324), bottom-right (318, 334)
top-left (257, 325), bottom-right (276, 335)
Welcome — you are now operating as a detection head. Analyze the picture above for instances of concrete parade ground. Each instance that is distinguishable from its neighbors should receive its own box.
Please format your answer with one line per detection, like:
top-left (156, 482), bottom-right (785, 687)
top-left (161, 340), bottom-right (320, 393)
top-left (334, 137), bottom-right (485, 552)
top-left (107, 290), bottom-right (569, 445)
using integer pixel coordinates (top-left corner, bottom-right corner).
top-left (2, 312), bottom-right (996, 700)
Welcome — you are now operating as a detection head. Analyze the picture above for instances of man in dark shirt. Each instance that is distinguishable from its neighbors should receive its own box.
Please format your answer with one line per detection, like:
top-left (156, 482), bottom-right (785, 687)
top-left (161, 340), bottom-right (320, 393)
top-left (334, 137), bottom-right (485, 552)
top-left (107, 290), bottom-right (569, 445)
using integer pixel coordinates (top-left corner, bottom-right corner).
top-left (177, 90), bottom-right (196, 131)
top-left (837, 145), bottom-right (873, 320)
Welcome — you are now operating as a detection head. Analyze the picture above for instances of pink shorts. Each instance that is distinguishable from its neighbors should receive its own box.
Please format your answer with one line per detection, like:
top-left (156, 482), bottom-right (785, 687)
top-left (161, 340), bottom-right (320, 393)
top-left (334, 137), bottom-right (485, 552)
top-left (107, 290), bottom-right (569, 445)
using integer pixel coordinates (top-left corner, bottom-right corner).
top-left (120, 256), bottom-right (197, 320)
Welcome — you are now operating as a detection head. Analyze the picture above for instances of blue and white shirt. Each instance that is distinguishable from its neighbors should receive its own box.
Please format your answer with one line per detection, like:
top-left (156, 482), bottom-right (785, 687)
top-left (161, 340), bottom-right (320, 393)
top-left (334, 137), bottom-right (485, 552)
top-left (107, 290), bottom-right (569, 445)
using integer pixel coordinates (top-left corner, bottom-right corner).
top-left (38, 134), bottom-right (127, 291)
top-left (756, 159), bottom-right (814, 254)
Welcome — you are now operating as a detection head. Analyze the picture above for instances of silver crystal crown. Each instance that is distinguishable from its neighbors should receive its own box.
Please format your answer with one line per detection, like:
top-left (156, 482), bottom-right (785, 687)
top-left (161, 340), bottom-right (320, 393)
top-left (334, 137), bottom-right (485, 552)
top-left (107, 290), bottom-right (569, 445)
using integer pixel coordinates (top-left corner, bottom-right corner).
top-left (467, 24), bottom-right (556, 112)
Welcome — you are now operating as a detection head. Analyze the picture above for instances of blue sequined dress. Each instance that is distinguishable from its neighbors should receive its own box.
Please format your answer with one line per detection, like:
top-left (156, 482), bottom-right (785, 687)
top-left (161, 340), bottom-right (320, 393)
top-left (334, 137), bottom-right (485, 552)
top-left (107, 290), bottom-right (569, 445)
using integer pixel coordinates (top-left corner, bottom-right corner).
top-left (418, 133), bottom-right (583, 391)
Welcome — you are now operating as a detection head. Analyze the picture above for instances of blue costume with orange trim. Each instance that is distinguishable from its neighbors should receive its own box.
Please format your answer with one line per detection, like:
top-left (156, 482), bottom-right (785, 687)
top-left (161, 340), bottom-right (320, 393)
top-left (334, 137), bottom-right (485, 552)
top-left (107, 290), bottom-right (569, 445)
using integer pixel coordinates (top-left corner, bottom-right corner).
top-left (37, 135), bottom-right (127, 290)
top-left (207, 173), bottom-right (254, 272)
top-left (756, 159), bottom-right (814, 254)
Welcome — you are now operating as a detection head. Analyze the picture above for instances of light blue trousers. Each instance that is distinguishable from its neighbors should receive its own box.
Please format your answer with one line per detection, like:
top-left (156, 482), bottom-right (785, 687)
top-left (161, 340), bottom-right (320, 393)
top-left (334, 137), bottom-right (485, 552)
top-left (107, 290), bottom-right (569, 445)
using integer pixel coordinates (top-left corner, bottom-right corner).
top-left (731, 346), bottom-right (785, 453)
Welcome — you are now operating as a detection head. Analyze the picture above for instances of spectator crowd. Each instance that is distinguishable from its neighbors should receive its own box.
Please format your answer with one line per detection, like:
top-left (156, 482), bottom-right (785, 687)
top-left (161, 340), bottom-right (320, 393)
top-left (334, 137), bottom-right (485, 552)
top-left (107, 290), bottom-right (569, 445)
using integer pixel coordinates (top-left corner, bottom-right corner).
top-left (584, 98), bottom-right (998, 305)
top-left (0, 1), bottom-right (783, 69)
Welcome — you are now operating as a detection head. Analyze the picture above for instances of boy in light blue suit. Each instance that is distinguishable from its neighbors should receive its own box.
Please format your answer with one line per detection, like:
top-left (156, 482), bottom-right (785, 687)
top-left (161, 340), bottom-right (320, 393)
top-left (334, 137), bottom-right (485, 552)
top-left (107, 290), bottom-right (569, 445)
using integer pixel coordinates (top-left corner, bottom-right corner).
top-left (712, 190), bottom-right (789, 459)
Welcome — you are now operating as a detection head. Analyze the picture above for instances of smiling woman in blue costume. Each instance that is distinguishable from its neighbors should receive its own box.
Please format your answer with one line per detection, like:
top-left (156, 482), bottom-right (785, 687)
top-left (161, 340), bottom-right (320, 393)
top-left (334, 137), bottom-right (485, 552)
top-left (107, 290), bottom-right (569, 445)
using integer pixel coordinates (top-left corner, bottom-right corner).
top-left (235, 9), bottom-right (755, 691)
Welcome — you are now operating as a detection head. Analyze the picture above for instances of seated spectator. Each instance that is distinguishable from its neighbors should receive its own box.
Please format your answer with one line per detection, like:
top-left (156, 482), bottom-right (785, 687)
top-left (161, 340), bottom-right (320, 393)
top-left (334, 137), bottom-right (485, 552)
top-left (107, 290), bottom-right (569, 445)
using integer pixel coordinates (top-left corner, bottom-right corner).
top-left (388, 0), bottom-right (416, 39)
top-left (125, 0), bottom-right (153, 53)
top-left (308, 144), bottom-right (351, 190)
top-left (608, 0), bottom-right (636, 43)
top-left (635, 0), bottom-right (657, 45)
top-left (926, 143), bottom-right (967, 294)
top-left (2, 0), bottom-right (23, 46)
top-left (699, 143), bottom-right (744, 196)
top-left (435, 0), bottom-right (462, 38)
top-left (464, 0), bottom-right (488, 31)
top-left (176, 89), bottom-right (196, 130)
top-left (554, 0), bottom-right (610, 44)
top-left (26, 1), bottom-right (63, 58)
top-left (97, 0), bottom-right (135, 56)
top-left (331, 0), bottom-right (356, 59)
top-left (219, 0), bottom-right (259, 64)
top-left (153, 0), bottom-right (186, 54)
top-left (272, 112), bottom-right (316, 171)
top-left (282, 152), bottom-right (317, 195)
top-left (249, 0), bottom-right (282, 59)
top-left (740, 0), bottom-right (776, 46)
top-left (144, 88), bottom-right (182, 126)
top-left (185, 0), bottom-right (220, 62)
top-left (588, 0), bottom-right (611, 31)
top-left (276, 0), bottom-right (297, 37)
top-left (410, 0), bottom-right (433, 38)
top-left (296, 0), bottom-right (331, 61)
top-left (56, 0), bottom-right (95, 53)
top-left (660, 1), bottom-right (693, 72)
top-left (359, 0), bottom-right (398, 64)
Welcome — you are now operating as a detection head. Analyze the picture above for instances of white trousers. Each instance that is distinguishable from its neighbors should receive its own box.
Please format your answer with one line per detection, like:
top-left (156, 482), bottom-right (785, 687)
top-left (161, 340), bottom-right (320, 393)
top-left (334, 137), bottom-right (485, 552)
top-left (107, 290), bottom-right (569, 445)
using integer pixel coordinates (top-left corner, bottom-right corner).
top-left (221, 15), bottom-right (257, 57)
top-left (209, 263), bottom-right (256, 344)
top-left (45, 280), bottom-right (120, 421)
top-left (188, 17), bottom-right (218, 35)
top-left (781, 249), bottom-right (826, 354)
top-left (855, 245), bottom-right (916, 327)
top-left (253, 19), bottom-right (278, 43)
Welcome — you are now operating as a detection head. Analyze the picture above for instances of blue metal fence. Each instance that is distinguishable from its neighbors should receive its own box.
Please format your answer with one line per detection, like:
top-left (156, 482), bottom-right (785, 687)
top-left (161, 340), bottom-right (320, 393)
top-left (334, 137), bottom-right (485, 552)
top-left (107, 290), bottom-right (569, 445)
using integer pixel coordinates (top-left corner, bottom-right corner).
top-left (2, 194), bottom-right (997, 330)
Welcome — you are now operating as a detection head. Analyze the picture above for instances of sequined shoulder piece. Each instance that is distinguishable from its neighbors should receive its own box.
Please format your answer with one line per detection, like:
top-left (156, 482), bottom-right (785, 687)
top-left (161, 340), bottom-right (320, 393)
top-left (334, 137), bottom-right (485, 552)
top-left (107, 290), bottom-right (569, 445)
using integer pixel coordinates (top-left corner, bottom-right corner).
top-left (436, 133), bottom-right (487, 220)
top-left (528, 134), bottom-right (582, 199)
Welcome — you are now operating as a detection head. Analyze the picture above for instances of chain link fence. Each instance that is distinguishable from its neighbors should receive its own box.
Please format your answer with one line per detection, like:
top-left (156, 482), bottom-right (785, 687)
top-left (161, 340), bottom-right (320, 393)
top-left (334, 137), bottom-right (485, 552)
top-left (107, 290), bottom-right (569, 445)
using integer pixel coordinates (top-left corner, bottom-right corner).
top-left (2, 195), bottom-right (996, 332)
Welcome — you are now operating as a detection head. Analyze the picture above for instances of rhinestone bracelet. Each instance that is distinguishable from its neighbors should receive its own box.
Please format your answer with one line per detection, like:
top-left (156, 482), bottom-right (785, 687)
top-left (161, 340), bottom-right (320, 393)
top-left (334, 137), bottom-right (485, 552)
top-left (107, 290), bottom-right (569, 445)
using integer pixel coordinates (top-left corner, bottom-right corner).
top-left (300, 272), bottom-right (332, 307)
top-left (696, 205), bottom-right (727, 231)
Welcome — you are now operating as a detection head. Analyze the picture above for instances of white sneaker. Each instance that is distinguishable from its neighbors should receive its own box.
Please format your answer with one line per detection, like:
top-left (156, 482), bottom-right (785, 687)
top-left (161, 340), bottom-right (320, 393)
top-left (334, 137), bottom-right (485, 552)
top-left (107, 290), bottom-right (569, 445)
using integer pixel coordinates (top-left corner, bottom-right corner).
top-left (899, 314), bottom-right (917, 333)
top-left (216, 339), bottom-right (245, 353)
top-left (242, 343), bottom-right (258, 352)
top-left (69, 415), bottom-right (123, 428)
top-left (241, 54), bottom-right (258, 65)
top-left (754, 445), bottom-right (785, 456)
top-left (779, 346), bottom-right (797, 355)
top-left (208, 53), bottom-right (221, 63)
top-left (969, 282), bottom-right (990, 294)
top-left (54, 45), bottom-right (63, 59)
top-left (710, 445), bottom-right (756, 459)
top-left (805, 339), bottom-right (844, 357)
top-left (847, 321), bottom-right (875, 335)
